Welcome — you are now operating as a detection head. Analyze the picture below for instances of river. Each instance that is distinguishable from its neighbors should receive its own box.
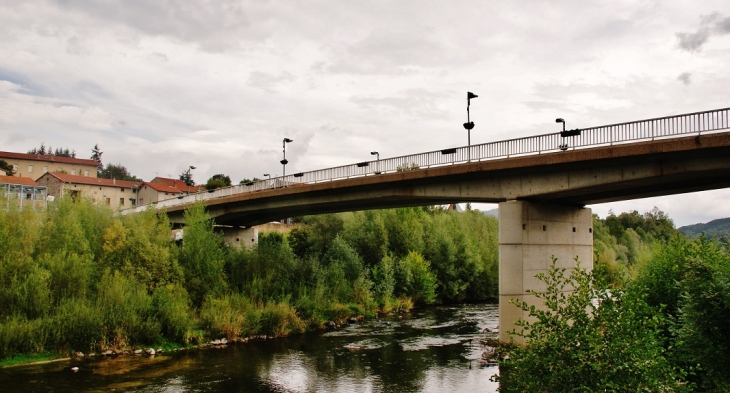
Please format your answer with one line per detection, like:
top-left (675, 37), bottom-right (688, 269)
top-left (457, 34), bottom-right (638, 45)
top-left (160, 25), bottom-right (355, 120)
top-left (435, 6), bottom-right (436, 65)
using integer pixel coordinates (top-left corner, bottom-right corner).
top-left (0, 303), bottom-right (500, 392)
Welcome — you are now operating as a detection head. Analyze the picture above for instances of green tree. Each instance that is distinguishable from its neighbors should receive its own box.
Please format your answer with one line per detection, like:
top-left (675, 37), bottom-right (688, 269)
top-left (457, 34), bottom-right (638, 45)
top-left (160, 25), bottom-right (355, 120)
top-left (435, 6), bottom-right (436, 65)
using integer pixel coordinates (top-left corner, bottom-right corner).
top-left (179, 167), bottom-right (195, 186)
top-left (205, 174), bottom-right (232, 190)
top-left (177, 202), bottom-right (227, 307)
top-left (0, 159), bottom-right (14, 176)
top-left (90, 144), bottom-right (103, 171)
top-left (498, 258), bottom-right (685, 392)
top-left (98, 163), bottom-right (142, 181)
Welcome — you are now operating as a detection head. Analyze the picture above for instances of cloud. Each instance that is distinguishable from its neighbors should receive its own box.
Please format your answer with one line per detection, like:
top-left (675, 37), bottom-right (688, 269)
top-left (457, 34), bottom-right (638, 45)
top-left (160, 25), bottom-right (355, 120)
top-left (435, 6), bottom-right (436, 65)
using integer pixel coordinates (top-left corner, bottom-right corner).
top-left (247, 71), bottom-right (296, 93)
top-left (676, 12), bottom-right (730, 52)
top-left (677, 72), bottom-right (691, 85)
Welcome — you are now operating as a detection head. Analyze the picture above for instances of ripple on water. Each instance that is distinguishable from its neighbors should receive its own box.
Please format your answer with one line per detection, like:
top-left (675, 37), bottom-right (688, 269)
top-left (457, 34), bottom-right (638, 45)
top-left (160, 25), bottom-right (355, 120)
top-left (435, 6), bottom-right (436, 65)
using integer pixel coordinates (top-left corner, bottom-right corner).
top-left (399, 335), bottom-right (466, 351)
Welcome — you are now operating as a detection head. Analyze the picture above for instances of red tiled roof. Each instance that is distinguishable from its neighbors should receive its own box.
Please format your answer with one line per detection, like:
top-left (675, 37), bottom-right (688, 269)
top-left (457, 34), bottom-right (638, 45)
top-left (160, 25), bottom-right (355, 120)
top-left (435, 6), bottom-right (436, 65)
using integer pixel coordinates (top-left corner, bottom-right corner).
top-left (142, 181), bottom-right (182, 193)
top-left (0, 175), bottom-right (39, 186)
top-left (151, 177), bottom-right (206, 193)
top-left (0, 151), bottom-right (99, 167)
top-left (40, 172), bottom-right (141, 188)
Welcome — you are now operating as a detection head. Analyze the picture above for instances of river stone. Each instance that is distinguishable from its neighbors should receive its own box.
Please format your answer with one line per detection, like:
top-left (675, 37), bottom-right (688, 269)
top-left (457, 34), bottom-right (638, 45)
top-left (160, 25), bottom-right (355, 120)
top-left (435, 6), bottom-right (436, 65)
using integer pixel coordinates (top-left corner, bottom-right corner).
top-left (103, 350), bottom-right (113, 356)
top-left (134, 349), bottom-right (143, 355)
top-left (75, 352), bottom-right (84, 358)
top-left (147, 348), bottom-right (156, 355)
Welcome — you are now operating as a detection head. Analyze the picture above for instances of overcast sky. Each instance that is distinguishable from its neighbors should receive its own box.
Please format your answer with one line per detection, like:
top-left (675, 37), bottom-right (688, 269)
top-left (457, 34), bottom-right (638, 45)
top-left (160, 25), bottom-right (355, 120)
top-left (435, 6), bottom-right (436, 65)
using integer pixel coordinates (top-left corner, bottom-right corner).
top-left (1, 1), bottom-right (729, 226)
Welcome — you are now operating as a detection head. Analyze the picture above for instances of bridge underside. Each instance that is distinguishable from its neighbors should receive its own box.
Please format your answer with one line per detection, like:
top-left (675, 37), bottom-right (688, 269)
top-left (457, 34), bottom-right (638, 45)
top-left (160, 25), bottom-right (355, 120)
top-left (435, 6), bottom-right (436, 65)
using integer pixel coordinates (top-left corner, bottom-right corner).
top-left (165, 132), bottom-right (730, 227)
top-left (160, 132), bottom-right (730, 345)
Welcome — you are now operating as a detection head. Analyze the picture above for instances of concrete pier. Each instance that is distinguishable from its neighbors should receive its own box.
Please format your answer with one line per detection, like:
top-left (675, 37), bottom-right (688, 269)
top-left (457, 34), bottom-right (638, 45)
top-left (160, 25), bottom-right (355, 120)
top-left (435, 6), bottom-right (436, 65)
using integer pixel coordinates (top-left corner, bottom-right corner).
top-left (498, 200), bottom-right (593, 344)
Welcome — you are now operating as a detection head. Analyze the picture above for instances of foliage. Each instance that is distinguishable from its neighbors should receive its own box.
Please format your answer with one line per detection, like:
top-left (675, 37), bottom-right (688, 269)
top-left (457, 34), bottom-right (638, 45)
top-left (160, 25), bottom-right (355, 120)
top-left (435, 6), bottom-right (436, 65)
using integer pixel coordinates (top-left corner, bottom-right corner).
top-left (497, 257), bottom-right (685, 392)
top-left (179, 167), bottom-right (195, 186)
top-left (205, 174), bottom-right (232, 190)
top-left (90, 144), bottom-right (103, 170)
top-left (28, 143), bottom-right (76, 158)
top-left (0, 159), bottom-right (15, 176)
top-left (98, 163), bottom-right (142, 181)
top-left (177, 202), bottom-right (227, 307)
top-left (634, 237), bottom-right (730, 391)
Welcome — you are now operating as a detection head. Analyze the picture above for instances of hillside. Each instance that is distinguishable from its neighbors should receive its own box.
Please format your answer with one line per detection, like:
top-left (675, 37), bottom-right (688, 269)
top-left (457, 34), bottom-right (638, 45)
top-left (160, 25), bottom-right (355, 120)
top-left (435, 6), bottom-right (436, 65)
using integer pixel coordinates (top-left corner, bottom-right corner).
top-left (679, 217), bottom-right (730, 238)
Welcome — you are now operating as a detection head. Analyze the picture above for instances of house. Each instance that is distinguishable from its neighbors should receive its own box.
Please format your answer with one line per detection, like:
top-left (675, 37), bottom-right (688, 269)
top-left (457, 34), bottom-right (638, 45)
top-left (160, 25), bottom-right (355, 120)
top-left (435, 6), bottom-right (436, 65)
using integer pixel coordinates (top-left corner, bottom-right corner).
top-left (36, 172), bottom-right (141, 209)
top-left (136, 181), bottom-right (184, 206)
top-left (0, 151), bottom-right (99, 180)
top-left (0, 175), bottom-right (48, 210)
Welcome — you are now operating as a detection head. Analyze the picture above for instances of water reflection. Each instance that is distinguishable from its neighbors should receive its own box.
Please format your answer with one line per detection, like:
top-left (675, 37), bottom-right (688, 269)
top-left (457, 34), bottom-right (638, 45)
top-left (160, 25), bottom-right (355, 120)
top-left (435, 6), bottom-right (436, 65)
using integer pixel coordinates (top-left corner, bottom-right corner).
top-left (0, 304), bottom-right (500, 392)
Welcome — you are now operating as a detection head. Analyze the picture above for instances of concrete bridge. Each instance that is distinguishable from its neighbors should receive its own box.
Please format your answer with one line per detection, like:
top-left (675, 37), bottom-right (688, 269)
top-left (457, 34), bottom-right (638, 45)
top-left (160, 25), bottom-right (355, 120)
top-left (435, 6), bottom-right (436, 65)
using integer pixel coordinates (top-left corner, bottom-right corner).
top-left (125, 107), bottom-right (730, 342)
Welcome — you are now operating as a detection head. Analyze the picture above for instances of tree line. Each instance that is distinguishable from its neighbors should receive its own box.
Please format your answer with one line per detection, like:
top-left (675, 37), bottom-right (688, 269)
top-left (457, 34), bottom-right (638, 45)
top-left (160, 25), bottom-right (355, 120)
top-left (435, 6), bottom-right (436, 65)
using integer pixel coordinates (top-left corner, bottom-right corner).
top-left (0, 197), bottom-right (497, 363)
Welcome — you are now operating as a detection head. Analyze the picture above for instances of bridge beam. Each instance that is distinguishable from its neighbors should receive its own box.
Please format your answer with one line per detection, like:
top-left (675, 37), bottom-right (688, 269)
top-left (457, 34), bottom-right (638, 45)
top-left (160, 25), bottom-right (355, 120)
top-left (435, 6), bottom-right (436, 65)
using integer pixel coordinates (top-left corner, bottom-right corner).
top-left (498, 200), bottom-right (593, 344)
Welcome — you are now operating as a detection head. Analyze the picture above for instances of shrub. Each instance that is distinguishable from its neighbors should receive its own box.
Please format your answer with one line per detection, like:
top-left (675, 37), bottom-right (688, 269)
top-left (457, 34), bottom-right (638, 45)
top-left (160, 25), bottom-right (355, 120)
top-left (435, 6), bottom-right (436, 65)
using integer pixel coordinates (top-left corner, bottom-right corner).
top-left (497, 257), bottom-right (685, 392)
top-left (153, 284), bottom-right (194, 343)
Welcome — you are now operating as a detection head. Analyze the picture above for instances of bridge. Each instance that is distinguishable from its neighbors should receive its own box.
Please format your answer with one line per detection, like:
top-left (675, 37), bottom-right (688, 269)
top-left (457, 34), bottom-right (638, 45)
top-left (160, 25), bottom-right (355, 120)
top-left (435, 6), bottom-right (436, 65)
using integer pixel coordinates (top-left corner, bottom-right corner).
top-left (124, 107), bottom-right (730, 343)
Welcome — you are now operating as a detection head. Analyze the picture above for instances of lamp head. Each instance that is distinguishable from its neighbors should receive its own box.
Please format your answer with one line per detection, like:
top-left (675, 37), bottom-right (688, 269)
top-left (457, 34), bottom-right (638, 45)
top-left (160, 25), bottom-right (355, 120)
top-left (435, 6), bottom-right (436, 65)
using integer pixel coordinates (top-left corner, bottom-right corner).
top-left (371, 151), bottom-right (378, 155)
top-left (467, 92), bottom-right (478, 100)
top-left (189, 165), bottom-right (196, 170)
top-left (283, 138), bottom-right (293, 143)
top-left (264, 173), bottom-right (269, 177)
top-left (555, 118), bottom-right (565, 124)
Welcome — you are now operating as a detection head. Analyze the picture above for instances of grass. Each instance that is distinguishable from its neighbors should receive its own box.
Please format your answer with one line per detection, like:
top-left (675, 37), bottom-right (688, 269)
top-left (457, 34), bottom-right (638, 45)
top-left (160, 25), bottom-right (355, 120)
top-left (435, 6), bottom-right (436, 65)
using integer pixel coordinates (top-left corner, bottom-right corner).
top-left (0, 351), bottom-right (68, 368)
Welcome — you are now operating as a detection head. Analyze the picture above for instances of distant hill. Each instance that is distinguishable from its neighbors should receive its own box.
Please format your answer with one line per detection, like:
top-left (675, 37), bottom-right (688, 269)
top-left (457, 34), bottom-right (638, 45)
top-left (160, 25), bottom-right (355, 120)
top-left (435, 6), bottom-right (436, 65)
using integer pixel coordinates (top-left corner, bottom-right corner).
top-left (481, 208), bottom-right (498, 218)
top-left (679, 217), bottom-right (730, 239)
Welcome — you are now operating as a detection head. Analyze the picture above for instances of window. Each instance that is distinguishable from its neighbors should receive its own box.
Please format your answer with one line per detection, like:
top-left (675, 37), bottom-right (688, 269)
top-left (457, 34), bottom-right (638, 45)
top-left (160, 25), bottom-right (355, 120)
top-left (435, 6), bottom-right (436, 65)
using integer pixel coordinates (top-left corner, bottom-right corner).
top-left (72, 169), bottom-right (77, 175)
top-left (28, 165), bottom-right (34, 173)
top-left (13, 164), bottom-right (18, 172)
top-left (105, 198), bottom-right (110, 205)
top-left (84, 170), bottom-right (89, 177)
top-left (43, 166), bottom-right (48, 173)
top-left (119, 198), bottom-right (124, 206)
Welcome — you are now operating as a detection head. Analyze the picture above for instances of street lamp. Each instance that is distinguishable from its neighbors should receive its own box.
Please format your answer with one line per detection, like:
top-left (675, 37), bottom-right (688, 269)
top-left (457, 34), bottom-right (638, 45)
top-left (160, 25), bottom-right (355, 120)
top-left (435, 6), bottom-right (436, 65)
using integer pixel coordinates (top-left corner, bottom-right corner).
top-left (264, 173), bottom-right (270, 179)
top-left (371, 151), bottom-right (381, 174)
top-left (186, 165), bottom-right (196, 194)
top-left (281, 138), bottom-right (293, 178)
top-left (556, 118), bottom-right (568, 150)
top-left (463, 92), bottom-right (478, 161)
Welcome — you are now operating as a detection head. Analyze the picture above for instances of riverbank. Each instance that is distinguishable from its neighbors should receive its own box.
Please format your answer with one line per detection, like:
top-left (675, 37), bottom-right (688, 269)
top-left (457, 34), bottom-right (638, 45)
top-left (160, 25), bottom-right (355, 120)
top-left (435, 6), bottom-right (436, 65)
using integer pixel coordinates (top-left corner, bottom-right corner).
top-left (0, 304), bottom-right (501, 392)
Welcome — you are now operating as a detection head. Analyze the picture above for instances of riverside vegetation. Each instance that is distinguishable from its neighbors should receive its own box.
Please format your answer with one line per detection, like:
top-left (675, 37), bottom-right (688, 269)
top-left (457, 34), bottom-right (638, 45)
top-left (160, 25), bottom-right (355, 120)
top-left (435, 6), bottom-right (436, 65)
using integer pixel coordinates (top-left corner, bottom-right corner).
top-left (498, 209), bottom-right (730, 392)
top-left (0, 198), bottom-right (498, 365)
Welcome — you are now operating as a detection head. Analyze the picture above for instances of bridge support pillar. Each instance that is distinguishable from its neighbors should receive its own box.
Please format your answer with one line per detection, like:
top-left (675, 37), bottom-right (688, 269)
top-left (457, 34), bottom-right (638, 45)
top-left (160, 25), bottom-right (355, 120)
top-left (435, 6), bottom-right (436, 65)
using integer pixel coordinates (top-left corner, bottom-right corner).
top-left (498, 200), bottom-right (593, 344)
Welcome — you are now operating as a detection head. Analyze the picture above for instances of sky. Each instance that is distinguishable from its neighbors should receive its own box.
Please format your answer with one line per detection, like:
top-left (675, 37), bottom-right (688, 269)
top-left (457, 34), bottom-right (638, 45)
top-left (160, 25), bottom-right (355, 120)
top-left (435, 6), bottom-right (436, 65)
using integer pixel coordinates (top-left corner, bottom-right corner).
top-left (1, 0), bottom-right (729, 227)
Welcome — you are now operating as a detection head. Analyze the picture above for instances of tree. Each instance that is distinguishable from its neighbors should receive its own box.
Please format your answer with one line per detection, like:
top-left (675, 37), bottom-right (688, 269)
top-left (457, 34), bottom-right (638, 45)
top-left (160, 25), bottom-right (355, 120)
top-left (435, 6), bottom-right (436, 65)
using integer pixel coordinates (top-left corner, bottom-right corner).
top-left (179, 167), bottom-right (195, 186)
top-left (98, 163), bottom-right (142, 181)
top-left (239, 177), bottom-right (261, 184)
top-left (497, 258), bottom-right (685, 392)
top-left (28, 143), bottom-right (75, 157)
top-left (0, 159), bottom-right (14, 176)
top-left (90, 144), bottom-right (103, 171)
top-left (205, 174), bottom-right (232, 190)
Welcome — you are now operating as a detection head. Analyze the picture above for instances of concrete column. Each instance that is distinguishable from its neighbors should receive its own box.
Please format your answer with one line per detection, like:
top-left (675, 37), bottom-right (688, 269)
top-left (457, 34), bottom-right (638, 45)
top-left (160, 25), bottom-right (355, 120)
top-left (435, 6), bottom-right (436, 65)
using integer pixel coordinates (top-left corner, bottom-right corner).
top-left (498, 200), bottom-right (593, 344)
top-left (218, 227), bottom-right (259, 250)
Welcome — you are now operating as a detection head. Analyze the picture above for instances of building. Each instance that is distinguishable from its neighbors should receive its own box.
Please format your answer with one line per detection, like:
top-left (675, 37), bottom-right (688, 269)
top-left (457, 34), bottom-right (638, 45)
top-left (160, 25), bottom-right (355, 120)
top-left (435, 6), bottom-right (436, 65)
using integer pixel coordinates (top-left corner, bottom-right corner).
top-left (136, 181), bottom-right (184, 206)
top-left (0, 175), bottom-right (48, 210)
top-left (0, 151), bottom-right (99, 180)
top-left (36, 172), bottom-right (141, 209)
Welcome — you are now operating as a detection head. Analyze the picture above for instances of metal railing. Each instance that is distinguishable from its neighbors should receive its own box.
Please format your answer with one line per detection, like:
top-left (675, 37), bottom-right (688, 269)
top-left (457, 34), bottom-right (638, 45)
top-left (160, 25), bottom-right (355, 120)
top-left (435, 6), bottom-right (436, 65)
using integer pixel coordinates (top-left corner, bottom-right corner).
top-left (123, 107), bottom-right (730, 214)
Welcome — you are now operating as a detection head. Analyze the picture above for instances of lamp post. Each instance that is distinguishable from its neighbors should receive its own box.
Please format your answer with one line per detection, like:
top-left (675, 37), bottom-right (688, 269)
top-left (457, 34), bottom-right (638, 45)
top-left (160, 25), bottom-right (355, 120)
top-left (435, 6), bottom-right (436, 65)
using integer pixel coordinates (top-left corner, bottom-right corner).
top-left (186, 165), bottom-right (196, 194)
top-left (264, 173), bottom-right (270, 180)
top-left (556, 118), bottom-right (568, 150)
top-left (371, 151), bottom-right (380, 174)
top-left (463, 92), bottom-right (478, 161)
top-left (281, 138), bottom-right (293, 178)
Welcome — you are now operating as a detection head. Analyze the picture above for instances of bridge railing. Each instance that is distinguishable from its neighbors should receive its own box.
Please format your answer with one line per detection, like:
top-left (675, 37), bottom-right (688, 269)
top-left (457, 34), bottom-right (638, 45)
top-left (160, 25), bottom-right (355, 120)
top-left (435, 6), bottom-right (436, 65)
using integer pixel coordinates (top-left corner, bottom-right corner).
top-left (123, 107), bottom-right (730, 214)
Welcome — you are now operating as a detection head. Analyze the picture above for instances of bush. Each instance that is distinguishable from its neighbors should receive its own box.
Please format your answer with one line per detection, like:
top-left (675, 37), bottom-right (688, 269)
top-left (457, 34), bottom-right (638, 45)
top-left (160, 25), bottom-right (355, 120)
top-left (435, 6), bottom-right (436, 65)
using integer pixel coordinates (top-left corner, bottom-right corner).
top-left (497, 257), bottom-right (685, 392)
top-left (153, 284), bottom-right (194, 343)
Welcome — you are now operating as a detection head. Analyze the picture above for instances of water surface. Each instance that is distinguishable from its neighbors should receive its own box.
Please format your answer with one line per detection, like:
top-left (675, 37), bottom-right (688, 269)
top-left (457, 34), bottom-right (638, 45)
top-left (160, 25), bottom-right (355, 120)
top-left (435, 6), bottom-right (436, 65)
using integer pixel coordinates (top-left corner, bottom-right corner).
top-left (0, 303), bottom-right (500, 392)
